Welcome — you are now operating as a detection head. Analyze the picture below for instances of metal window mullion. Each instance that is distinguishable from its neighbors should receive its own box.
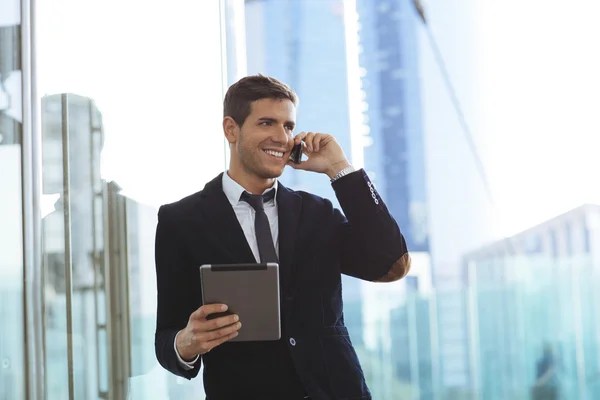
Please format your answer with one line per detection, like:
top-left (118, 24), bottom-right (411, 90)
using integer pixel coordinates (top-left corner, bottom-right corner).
top-left (88, 97), bottom-right (104, 399)
top-left (102, 182), bottom-right (115, 400)
top-left (106, 181), bottom-right (129, 400)
top-left (61, 93), bottom-right (76, 400)
top-left (113, 187), bottom-right (131, 399)
top-left (121, 200), bottom-right (132, 385)
top-left (20, 0), bottom-right (46, 397)
top-left (109, 188), bottom-right (125, 398)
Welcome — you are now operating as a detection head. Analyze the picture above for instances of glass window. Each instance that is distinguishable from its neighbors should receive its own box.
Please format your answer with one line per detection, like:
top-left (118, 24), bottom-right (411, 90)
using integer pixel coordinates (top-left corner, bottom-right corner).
top-left (565, 222), bottom-right (573, 256)
top-left (549, 229), bottom-right (558, 258)
top-left (0, 0), bottom-right (25, 398)
top-left (583, 217), bottom-right (591, 254)
top-left (36, 1), bottom-right (227, 398)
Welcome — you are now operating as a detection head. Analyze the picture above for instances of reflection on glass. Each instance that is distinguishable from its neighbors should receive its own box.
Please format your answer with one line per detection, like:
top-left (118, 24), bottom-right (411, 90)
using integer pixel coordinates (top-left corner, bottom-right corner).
top-left (36, 0), bottom-right (226, 397)
top-left (41, 93), bottom-right (106, 399)
top-left (0, 0), bottom-right (25, 398)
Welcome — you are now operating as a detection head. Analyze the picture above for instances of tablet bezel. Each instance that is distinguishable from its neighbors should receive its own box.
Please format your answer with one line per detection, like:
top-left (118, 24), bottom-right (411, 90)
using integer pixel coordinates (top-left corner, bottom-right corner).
top-left (199, 263), bottom-right (281, 342)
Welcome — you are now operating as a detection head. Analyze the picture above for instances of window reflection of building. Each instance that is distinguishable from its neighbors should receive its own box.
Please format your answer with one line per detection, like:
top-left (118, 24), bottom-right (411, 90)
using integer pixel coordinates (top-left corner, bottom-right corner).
top-left (353, 1), bottom-right (435, 397)
top-left (41, 93), bottom-right (105, 400)
top-left (42, 94), bottom-right (104, 290)
top-left (0, 23), bottom-right (22, 144)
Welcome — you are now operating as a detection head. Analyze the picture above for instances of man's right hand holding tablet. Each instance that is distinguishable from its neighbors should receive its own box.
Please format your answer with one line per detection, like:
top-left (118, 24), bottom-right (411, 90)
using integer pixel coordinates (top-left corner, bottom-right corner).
top-left (175, 304), bottom-right (242, 361)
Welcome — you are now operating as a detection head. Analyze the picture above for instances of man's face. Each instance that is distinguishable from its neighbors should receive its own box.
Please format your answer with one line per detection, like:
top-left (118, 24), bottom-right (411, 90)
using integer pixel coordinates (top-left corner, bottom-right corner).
top-left (234, 98), bottom-right (296, 179)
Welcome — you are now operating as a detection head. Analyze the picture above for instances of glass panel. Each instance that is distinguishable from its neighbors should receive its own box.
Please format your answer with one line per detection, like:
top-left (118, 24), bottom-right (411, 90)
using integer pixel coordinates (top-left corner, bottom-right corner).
top-left (36, 0), bottom-right (226, 398)
top-left (0, 0), bottom-right (25, 398)
top-left (40, 94), bottom-right (72, 399)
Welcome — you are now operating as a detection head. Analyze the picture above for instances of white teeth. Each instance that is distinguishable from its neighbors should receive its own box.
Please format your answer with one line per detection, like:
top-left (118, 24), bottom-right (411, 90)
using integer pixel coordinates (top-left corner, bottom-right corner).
top-left (264, 150), bottom-right (283, 158)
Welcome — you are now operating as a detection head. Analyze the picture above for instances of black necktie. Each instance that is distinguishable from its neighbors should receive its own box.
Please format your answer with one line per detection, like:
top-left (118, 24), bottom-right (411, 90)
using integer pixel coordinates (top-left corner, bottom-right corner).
top-left (240, 189), bottom-right (278, 263)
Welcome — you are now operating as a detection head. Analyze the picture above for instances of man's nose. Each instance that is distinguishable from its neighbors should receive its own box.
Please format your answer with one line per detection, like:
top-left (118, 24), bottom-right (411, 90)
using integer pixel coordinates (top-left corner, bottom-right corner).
top-left (272, 125), bottom-right (290, 144)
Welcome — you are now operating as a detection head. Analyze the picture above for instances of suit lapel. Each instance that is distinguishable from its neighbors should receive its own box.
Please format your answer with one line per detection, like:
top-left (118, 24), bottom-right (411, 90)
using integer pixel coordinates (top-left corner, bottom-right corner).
top-left (276, 184), bottom-right (302, 293)
top-left (198, 174), bottom-right (256, 263)
top-left (197, 175), bottom-right (303, 290)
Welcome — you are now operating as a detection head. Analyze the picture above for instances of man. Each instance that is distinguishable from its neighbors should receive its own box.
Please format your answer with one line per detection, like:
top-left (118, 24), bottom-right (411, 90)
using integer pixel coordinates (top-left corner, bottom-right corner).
top-left (154, 74), bottom-right (411, 399)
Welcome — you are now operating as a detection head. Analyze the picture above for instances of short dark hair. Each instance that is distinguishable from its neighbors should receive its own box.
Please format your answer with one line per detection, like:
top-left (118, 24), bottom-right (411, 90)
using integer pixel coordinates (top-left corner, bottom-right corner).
top-left (223, 74), bottom-right (298, 127)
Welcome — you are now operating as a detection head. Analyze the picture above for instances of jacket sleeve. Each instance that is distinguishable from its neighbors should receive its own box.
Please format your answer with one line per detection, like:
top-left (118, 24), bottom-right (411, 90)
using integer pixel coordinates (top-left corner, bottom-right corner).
top-left (154, 205), bottom-right (202, 379)
top-left (332, 169), bottom-right (411, 282)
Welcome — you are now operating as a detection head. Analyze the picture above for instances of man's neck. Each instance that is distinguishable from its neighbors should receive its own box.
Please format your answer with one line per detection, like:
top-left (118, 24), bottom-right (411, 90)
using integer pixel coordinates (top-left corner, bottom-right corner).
top-left (226, 169), bottom-right (275, 195)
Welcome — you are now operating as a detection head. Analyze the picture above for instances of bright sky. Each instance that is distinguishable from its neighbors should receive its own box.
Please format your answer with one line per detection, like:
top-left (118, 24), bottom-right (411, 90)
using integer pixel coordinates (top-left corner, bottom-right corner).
top-left (33, 0), bottom-right (600, 235)
top-left (35, 0), bottom-right (227, 207)
top-left (478, 0), bottom-right (600, 235)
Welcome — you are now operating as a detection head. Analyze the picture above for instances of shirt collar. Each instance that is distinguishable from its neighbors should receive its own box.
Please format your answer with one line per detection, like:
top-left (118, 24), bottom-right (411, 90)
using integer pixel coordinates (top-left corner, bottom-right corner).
top-left (221, 171), bottom-right (278, 207)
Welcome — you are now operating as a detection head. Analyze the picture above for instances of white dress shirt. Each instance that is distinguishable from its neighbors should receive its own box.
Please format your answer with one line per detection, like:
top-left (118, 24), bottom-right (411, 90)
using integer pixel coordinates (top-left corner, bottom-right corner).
top-left (175, 171), bottom-right (280, 369)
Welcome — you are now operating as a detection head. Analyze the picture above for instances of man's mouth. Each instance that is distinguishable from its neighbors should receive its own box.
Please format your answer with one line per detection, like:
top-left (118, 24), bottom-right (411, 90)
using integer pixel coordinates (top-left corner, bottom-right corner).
top-left (263, 149), bottom-right (285, 159)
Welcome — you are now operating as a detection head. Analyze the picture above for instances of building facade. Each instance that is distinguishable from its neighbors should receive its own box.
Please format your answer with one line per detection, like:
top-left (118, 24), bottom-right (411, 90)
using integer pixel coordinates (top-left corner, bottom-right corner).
top-left (462, 204), bottom-right (600, 399)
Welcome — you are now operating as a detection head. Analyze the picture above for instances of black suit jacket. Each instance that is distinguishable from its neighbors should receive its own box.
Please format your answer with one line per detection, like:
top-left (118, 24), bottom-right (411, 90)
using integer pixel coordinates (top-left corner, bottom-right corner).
top-left (154, 169), bottom-right (410, 399)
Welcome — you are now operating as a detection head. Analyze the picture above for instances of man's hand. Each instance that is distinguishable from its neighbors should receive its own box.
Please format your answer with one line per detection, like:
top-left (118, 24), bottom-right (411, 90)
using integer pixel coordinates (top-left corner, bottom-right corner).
top-left (287, 132), bottom-right (350, 178)
top-left (176, 304), bottom-right (241, 361)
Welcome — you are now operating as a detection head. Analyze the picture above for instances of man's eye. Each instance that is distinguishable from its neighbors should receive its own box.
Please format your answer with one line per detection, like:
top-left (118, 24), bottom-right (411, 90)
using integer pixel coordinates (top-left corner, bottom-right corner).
top-left (260, 121), bottom-right (272, 126)
top-left (285, 125), bottom-right (294, 131)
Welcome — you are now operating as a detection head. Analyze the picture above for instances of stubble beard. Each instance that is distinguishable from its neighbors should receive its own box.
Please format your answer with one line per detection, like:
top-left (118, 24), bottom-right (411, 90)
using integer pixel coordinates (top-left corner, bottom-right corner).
top-left (238, 140), bottom-right (282, 180)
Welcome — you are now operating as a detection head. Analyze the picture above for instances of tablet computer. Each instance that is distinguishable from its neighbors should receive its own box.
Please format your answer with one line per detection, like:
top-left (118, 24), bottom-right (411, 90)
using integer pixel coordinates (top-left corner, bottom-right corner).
top-left (199, 263), bottom-right (281, 342)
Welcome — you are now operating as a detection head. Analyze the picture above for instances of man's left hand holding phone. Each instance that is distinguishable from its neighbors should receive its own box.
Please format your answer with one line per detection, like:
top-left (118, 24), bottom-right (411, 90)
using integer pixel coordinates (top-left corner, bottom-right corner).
top-left (176, 303), bottom-right (242, 361)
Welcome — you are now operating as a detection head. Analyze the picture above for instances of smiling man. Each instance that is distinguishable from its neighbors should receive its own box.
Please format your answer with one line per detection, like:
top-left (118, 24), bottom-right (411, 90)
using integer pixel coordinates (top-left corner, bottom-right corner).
top-left (154, 74), bottom-right (411, 400)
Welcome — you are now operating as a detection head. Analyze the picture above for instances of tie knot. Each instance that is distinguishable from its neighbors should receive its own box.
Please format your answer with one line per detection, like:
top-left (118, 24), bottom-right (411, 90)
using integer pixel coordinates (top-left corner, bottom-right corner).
top-left (240, 189), bottom-right (275, 211)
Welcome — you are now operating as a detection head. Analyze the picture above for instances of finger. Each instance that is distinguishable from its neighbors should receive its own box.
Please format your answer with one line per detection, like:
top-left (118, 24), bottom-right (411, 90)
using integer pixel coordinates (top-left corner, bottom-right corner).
top-left (192, 303), bottom-right (228, 320)
top-left (301, 141), bottom-right (310, 156)
top-left (313, 133), bottom-right (323, 152)
top-left (293, 131), bottom-right (307, 145)
top-left (202, 331), bottom-right (240, 353)
top-left (199, 321), bottom-right (242, 342)
top-left (201, 313), bottom-right (239, 331)
top-left (305, 132), bottom-right (316, 152)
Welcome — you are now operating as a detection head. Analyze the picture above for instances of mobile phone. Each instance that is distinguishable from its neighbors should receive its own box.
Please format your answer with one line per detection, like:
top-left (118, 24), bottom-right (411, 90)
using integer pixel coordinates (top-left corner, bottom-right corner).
top-left (289, 143), bottom-right (303, 164)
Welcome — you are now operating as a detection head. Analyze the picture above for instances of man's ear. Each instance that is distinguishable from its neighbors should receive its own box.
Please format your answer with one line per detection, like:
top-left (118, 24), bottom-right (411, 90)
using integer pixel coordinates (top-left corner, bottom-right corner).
top-left (223, 116), bottom-right (239, 145)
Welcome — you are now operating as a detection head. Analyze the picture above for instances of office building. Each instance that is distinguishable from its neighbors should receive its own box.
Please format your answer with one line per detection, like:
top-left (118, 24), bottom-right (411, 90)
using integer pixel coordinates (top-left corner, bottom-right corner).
top-left (461, 204), bottom-right (600, 399)
top-left (355, 0), bottom-right (429, 255)
top-left (463, 203), bottom-right (600, 284)
top-left (342, 2), bottom-right (438, 398)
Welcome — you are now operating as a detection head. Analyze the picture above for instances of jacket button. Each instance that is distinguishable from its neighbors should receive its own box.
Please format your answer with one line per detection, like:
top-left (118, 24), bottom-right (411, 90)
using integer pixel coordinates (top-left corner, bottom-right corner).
top-left (289, 337), bottom-right (296, 346)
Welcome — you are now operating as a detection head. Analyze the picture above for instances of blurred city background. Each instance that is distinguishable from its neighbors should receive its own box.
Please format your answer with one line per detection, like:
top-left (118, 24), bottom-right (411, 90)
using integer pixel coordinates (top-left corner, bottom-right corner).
top-left (1, 0), bottom-right (600, 399)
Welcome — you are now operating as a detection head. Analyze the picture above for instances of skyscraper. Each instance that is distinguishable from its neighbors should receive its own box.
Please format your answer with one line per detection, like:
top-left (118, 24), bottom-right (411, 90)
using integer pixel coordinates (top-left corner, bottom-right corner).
top-left (355, 0), bottom-right (429, 256)
top-left (334, 2), bottom-right (436, 397)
